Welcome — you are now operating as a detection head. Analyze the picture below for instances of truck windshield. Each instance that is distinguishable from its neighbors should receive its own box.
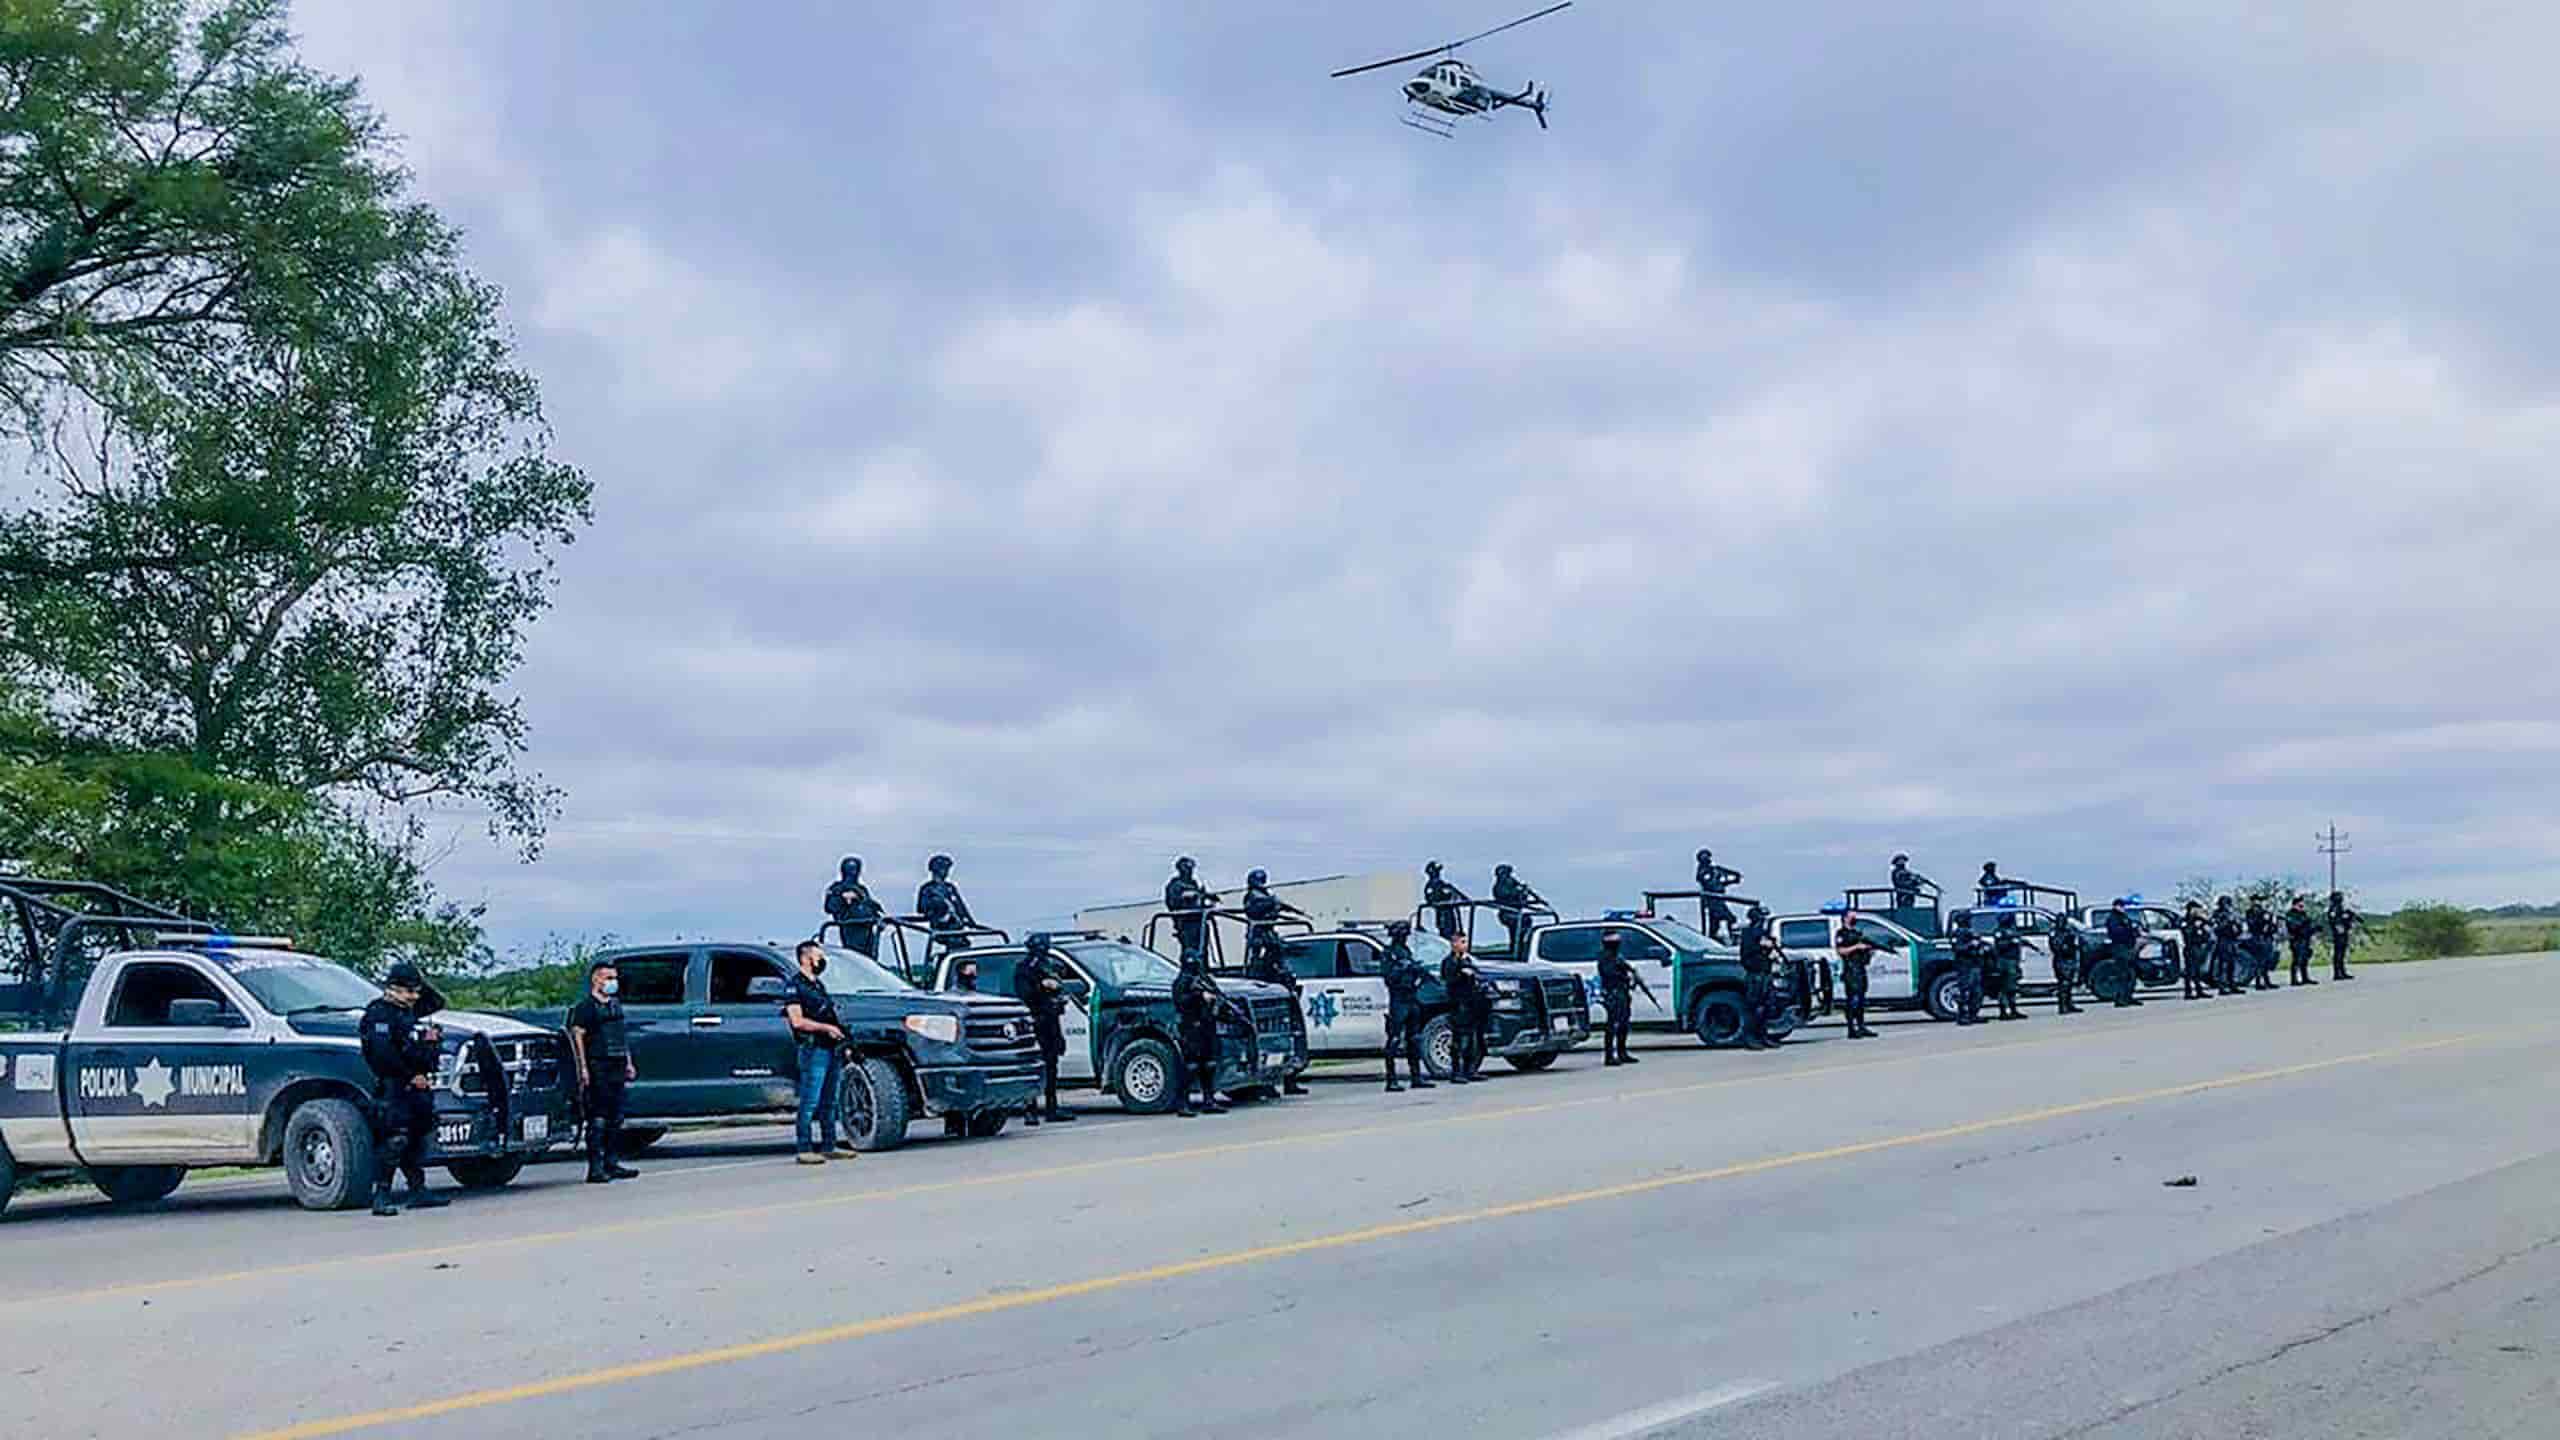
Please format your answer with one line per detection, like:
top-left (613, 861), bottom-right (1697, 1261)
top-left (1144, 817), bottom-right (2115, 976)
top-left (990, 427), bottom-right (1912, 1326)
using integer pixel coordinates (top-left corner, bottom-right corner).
top-left (1070, 941), bottom-right (1179, 987)
top-left (214, 952), bottom-right (382, 1013)
top-left (1407, 932), bottom-right (1452, 967)
top-left (819, 946), bottom-right (913, 995)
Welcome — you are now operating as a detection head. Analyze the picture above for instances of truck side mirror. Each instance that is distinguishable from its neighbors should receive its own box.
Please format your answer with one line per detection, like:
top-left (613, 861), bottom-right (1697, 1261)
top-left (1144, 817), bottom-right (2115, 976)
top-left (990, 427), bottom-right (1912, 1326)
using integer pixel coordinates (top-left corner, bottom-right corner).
top-left (168, 997), bottom-right (246, 1028)
top-left (745, 975), bottom-right (789, 1001)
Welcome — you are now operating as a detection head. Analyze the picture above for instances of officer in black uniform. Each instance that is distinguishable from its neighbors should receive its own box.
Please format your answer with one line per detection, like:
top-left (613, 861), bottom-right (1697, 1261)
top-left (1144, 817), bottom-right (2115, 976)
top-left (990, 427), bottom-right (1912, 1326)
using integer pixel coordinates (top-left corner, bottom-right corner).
top-left (1490, 864), bottom-right (1543, 957)
top-left (2048, 912), bottom-right (2085, 1014)
top-left (822, 856), bottom-right (883, 958)
top-left (1696, 849), bottom-right (1743, 943)
top-left (1834, 919), bottom-right (1882, 1038)
top-left (2211, 898), bottom-right (2244, 993)
top-left (1734, 902), bottom-right (1778, 1050)
top-left (1946, 913), bottom-right (1988, 1025)
top-left (2285, 896), bottom-right (2320, 985)
top-left (916, 854), bottom-right (975, 961)
top-left (1423, 861), bottom-right (1469, 941)
top-left (1989, 915), bottom-right (2028, 1020)
top-left (1012, 933), bottom-right (1078, 1124)
top-left (1381, 920), bottom-right (1434, 1091)
top-left (1171, 945), bottom-right (1229, 1117)
top-left (360, 961), bottom-right (450, 1216)
top-left (2327, 892), bottom-right (2359, 980)
top-left (1596, 928), bottom-right (1639, 1065)
top-left (2103, 901), bottom-right (2146, 1006)
top-left (567, 957), bottom-right (639, 1183)
top-left (1978, 861), bottom-right (2012, 903)
top-left (2244, 898), bottom-right (2280, 991)
top-left (2179, 901), bottom-right (2213, 1000)
top-left (1890, 854), bottom-right (1933, 911)
top-left (1238, 870), bottom-right (1310, 1094)
top-left (1440, 931), bottom-right (1486, 1082)
top-left (1164, 857), bottom-right (1215, 959)
top-left (949, 954), bottom-right (981, 992)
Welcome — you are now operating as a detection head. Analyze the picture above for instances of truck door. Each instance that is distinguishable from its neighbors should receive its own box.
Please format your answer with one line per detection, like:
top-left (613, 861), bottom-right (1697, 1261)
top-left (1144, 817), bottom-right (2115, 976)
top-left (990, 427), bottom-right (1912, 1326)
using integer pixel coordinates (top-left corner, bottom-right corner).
top-left (1850, 918), bottom-right (1918, 999)
top-left (605, 950), bottom-right (704, 1115)
top-left (959, 951), bottom-right (1095, 1083)
top-left (2013, 913), bottom-right (2058, 989)
top-left (68, 957), bottom-right (261, 1163)
top-left (1293, 939), bottom-right (1384, 1054)
top-left (1621, 928), bottom-right (1679, 1023)
top-left (703, 949), bottom-right (802, 1112)
top-left (1529, 926), bottom-right (1605, 1022)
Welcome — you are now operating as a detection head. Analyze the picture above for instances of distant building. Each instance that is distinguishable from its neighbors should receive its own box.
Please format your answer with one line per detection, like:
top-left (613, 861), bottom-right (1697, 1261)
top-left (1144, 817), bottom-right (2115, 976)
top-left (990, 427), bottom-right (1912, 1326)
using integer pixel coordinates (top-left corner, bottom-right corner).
top-left (1076, 871), bottom-right (1419, 960)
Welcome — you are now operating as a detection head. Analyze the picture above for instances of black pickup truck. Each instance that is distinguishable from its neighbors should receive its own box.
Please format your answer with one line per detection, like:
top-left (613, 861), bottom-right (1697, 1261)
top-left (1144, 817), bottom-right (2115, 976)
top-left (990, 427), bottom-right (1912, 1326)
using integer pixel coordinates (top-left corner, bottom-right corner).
top-left (513, 941), bottom-right (1044, 1152)
top-left (1, 879), bottom-right (573, 1217)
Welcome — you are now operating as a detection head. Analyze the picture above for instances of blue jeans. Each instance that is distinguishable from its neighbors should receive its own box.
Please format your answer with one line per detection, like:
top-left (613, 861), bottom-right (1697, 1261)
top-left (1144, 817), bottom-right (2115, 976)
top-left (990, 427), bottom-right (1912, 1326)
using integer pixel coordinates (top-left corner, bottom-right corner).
top-left (795, 1044), bottom-right (841, 1152)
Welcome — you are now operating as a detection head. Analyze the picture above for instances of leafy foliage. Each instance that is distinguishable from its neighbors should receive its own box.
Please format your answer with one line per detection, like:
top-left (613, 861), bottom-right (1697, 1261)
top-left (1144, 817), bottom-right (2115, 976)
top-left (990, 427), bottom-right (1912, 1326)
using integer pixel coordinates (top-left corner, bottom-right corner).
top-left (2387, 903), bottom-right (2477, 962)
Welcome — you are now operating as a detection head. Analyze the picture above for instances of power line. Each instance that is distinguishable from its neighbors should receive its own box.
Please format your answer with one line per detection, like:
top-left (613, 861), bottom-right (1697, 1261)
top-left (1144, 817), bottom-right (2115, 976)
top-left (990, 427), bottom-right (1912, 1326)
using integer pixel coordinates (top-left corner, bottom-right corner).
top-left (2317, 824), bottom-right (2352, 895)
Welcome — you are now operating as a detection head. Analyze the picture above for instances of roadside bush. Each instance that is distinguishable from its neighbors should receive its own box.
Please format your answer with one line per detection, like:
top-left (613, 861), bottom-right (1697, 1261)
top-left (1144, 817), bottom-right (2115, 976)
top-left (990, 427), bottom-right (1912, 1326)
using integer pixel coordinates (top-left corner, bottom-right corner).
top-left (2391, 904), bottom-right (2477, 961)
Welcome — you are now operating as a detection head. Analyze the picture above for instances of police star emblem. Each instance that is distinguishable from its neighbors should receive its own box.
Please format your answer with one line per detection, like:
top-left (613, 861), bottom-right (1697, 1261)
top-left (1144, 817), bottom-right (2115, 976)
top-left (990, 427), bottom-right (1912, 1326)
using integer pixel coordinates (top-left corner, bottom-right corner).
top-left (132, 1057), bottom-right (176, 1109)
top-left (1307, 991), bottom-right (1340, 1030)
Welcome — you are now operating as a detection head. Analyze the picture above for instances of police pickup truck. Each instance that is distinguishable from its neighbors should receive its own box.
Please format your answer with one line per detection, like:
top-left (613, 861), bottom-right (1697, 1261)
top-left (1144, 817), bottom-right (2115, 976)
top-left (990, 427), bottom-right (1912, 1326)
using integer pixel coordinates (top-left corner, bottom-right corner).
top-left (0, 879), bottom-right (572, 1217)
top-left (1772, 888), bottom-right (1963, 1020)
top-left (515, 940), bottom-right (1043, 1152)
top-left (1520, 909), bottom-right (1806, 1048)
top-left (2066, 900), bottom-right (2186, 989)
top-left (935, 934), bottom-right (1308, 1113)
top-left (1265, 922), bottom-right (1589, 1077)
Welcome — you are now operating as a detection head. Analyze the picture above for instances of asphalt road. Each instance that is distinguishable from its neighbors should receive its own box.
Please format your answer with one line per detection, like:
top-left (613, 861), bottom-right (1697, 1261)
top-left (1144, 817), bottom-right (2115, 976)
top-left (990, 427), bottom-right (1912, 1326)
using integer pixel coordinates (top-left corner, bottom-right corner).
top-left (6, 954), bottom-right (2554, 1440)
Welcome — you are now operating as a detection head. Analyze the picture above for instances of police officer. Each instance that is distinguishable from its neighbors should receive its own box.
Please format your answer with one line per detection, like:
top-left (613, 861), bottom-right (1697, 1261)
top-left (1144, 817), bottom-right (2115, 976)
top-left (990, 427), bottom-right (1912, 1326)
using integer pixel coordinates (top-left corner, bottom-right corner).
top-left (2179, 900), bottom-right (2214, 1000)
top-left (1013, 933), bottom-right (1079, 1124)
top-left (1595, 928), bottom-right (1640, 1065)
top-left (567, 957), bottom-right (639, 1184)
top-left (1946, 913), bottom-right (1988, 1026)
top-left (1440, 930), bottom-right (1486, 1082)
top-left (1989, 915), bottom-right (2028, 1020)
top-left (782, 942), bottom-right (855, 1162)
top-left (1422, 861), bottom-right (1469, 941)
top-left (2210, 898), bottom-right (2244, 993)
top-left (2285, 896), bottom-right (2320, 985)
top-left (2103, 900), bottom-right (2147, 1007)
top-left (2327, 891), bottom-right (2360, 980)
top-left (1381, 920), bottom-right (1434, 1092)
top-left (1734, 902), bottom-right (1779, 1050)
top-left (1490, 864), bottom-right (1544, 957)
top-left (1834, 919), bottom-right (1882, 1038)
top-left (916, 853), bottom-right (975, 961)
top-left (360, 961), bottom-right (450, 1215)
top-left (822, 855), bottom-right (883, 958)
top-left (1890, 854), bottom-right (1933, 911)
top-left (1238, 870), bottom-right (1310, 1094)
top-left (1171, 945), bottom-right (1229, 1117)
top-left (2048, 911), bottom-right (2086, 1014)
top-left (1979, 861), bottom-right (2011, 902)
top-left (2244, 898), bottom-right (2280, 991)
top-left (1165, 857), bottom-right (1215, 959)
top-left (1696, 849), bottom-right (1743, 943)
top-left (949, 954), bottom-right (981, 992)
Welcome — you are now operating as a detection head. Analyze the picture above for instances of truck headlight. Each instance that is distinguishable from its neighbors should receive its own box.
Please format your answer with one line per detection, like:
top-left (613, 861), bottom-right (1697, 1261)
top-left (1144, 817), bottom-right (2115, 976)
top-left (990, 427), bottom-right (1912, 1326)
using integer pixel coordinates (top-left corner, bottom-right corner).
top-left (902, 1013), bottom-right (960, 1045)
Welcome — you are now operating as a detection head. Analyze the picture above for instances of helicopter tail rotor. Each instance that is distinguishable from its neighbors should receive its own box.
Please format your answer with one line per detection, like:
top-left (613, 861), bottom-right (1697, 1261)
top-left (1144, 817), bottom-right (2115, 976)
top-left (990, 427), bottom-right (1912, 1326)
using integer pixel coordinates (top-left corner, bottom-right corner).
top-left (1535, 85), bottom-right (1550, 129)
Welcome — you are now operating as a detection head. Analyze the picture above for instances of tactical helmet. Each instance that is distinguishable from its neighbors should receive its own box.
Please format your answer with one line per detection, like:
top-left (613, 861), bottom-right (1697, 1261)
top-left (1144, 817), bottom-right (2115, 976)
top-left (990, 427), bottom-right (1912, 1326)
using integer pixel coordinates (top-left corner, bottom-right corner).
top-left (928, 853), bottom-right (953, 874)
top-left (1495, 863), bottom-right (1514, 878)
top-left (384, 961), bottom-right (426, 989)
top-left (839, 855), bottom-right (862, 880)
top-left (1247, 867), bottom-right (1268, 886)
top-left (1386, 919), bottom-right (1410, 937)
top-left (1892, 853), bottom-right (1909, 865)
top-left (1696, 848), bottom-right (1712, 862)
top-left (1175, 856), bottom-right (1195, 873)
top-left (1747, 901), bottom-right (1769, 920)
top-left (1425, 860), bottom-right (1442, 876)
top-left (1025, 931), bottom-right (1050, 953)
top-left (1600, 928), bottom-right (1622, 947)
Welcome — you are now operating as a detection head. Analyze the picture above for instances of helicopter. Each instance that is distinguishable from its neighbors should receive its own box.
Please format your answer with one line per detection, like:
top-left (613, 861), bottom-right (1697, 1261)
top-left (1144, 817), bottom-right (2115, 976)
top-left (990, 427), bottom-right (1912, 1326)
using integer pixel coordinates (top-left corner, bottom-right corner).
top-left (1329, 2), bottom-right (1571, 137)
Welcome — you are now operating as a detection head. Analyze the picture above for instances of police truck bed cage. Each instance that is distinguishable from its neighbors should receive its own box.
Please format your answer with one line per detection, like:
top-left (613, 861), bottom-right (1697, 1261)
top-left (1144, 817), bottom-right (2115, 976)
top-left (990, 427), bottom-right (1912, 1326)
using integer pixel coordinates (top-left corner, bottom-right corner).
top-left (1638, 889), bottom-right (1760, 930)
top-left (1835, 886), bottom-right (1946, 937)
top-left (2, 876), bottom-right (224, 1024)
top-left (1142, 907), bottom-right (1313, 969)
top-left (1974, 880), bottom-right (2080, 913)
top-left (828, 913), bottom-right (1013, 988)
top-left (1410, 896), bottom-right (1557, 951)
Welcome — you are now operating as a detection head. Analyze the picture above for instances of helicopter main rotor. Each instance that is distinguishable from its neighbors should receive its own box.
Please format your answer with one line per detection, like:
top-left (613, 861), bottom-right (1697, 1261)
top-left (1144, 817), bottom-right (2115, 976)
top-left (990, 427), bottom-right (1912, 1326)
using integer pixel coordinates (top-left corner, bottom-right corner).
top-left (1328, 1), bottom-right (1573, 80)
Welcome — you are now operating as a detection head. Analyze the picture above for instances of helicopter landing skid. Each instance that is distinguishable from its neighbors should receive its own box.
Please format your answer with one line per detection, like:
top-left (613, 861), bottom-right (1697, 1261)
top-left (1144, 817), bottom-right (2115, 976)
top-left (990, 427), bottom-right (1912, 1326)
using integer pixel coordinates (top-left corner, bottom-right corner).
top-left (1402, 111), bottom-right (1457, 138)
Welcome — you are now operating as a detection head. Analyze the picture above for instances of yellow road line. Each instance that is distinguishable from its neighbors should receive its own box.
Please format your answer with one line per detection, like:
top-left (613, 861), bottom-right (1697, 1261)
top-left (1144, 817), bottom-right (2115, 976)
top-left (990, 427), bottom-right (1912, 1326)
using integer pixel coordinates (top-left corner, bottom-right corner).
top-left (231, 1031), bottom-right (2484, 1440)
top-left (4, 1017), bottom-right (2147, 1308)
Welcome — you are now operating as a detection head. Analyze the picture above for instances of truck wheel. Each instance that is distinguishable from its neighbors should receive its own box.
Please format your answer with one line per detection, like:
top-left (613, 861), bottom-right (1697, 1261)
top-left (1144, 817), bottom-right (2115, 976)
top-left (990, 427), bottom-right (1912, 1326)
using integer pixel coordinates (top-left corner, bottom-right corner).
top-left (1112, 1037), bottom-right (1180, 1115)
top-left (444, 1156), bottom-right (526, 1190)
top-left (1924, 970), bottom-right (1964, 1022)
top-left (841, 1055), bottom-right (914, 1151)
top-left (1504, 1050), bottom-right (1560, 1073)
top-left (1691, 992), bottom-right (1747, 1048)
top-left (90, 1165), bottom-right (185, 1207)
top-left (1419, 1015), bottom-right (1455, 1080)
top-left (0, 1142), bottom-right (15, 1220)
top-left (613, 1126), bottom-right (668, 1156)
top-left (964, 1111), bottom-right (1010, 1138)
top-left (284, 1098), bottom-right (377, 1211)
top-left (1766, 1005), bottom-right (1803, 1042)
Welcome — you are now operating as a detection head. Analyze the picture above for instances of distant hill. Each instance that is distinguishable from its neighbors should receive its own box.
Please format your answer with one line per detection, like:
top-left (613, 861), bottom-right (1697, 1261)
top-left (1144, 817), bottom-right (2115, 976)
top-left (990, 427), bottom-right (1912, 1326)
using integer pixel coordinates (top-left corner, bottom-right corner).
top-left (2478, 903), bottom-right (2560, 918)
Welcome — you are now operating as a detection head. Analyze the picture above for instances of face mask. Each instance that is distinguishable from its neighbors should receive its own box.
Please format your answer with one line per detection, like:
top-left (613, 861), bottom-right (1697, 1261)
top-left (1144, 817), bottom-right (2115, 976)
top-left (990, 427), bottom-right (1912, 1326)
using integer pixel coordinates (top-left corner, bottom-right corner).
top-left (600, 977), bottom-right (620, 998)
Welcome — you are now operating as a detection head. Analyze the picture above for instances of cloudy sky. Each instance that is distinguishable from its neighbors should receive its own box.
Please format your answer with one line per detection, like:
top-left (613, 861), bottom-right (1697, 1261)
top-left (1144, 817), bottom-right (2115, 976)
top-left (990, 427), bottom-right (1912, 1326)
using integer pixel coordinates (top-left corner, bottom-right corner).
top-left (288, 0), bottom-right (2558, 950)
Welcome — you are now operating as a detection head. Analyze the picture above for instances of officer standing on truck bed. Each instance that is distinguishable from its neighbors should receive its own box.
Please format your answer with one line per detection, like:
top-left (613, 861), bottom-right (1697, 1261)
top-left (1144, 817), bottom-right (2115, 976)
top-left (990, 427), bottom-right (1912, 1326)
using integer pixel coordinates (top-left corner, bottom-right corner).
top-left (1834, 918), bottom-right (1882, 1038)
top-left (1165, 857), bottom-right (1215, 960)
top-left (1171, 944), bottom-right (1229, 1117)
top-left (1490, 864), bottom-right (1544, 957)
top-left (1696, 849), bottom-right (1743, 943)
top-left (823, 855), bottom-right (883, 959)
top-left (2327, 891), bottom-right (2360, 981)
top-left (1240, 870), bottom-right (1311, 1095)
top-left (2048, 910), bottom-right (2085, 1014)
top-left (1734, 903), bottom-right (1779, 1050)
top-left (1423, 861), bottom-right (1469, 941)
top-left (568, 957), bottom-right (639, 1184)
top-left (1890, 854), bottom-right (1933, 911)
top-left (1440, 931), bottom-right (1487, 1082)
top-left (1946, 914), bottom-right (1989, 1026)
top-left (2285, 895), bottom-right (2321, 986)
top-left (1381, 920), bottom-right (1433, 1091)
top-left (2179, 901), bottom-right (2213, 1000)
top-left (1596, 928), bottom-right (1645, 1066)
top-left (360, 962), bottom-right (450, 1216)
top-left (917, 854), bottom-right (976, 962)
top-left (1979, 861), bottom-right (2013, 902)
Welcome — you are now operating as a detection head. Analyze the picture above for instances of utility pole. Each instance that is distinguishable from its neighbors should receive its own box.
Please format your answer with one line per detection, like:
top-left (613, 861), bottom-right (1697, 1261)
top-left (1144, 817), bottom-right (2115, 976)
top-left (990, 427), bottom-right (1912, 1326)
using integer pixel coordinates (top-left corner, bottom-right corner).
top-left (2317, 824), bottom-right (2351, 895)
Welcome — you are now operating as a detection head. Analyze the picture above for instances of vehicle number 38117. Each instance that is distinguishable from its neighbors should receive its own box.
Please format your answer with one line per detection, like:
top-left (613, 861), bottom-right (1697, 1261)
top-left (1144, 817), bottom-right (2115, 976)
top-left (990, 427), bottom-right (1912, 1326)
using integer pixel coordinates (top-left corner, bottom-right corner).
top-left (435, 1118), bottom-right (473, 1148)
